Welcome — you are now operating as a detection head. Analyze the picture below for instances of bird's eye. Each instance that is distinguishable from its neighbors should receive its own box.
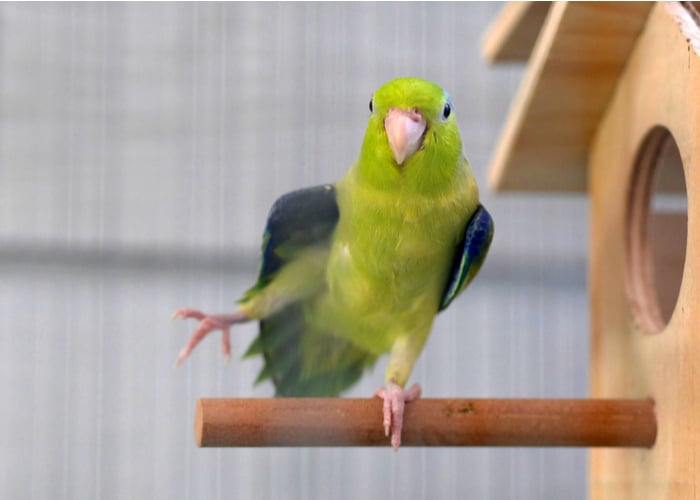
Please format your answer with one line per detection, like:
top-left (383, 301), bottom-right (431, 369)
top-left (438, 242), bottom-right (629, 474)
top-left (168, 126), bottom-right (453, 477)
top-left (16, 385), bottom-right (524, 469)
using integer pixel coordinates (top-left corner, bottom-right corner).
top-left (369, 98), bottom-right (374, 113)
top-left (442, 102), bottom-right (451, 119)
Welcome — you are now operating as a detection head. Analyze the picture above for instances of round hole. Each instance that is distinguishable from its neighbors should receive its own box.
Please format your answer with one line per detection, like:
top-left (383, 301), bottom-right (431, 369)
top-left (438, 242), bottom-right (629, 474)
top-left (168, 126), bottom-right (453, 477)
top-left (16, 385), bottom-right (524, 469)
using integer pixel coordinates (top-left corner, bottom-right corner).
top-left (626, 126), bottom-right (687, 333)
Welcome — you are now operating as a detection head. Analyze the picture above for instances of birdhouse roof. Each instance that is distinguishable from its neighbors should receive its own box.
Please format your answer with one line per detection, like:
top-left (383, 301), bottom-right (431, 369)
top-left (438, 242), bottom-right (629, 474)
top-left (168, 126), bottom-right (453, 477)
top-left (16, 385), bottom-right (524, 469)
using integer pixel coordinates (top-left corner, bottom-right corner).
top-left (482, 1), bottom-right (700, 192)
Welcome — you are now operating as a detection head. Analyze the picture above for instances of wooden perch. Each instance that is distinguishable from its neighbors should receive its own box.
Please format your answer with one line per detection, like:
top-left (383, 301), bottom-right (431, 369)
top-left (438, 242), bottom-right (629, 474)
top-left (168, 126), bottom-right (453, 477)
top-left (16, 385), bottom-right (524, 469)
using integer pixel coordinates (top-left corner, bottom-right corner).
top-left (195, 398), bottom-right (656, 448)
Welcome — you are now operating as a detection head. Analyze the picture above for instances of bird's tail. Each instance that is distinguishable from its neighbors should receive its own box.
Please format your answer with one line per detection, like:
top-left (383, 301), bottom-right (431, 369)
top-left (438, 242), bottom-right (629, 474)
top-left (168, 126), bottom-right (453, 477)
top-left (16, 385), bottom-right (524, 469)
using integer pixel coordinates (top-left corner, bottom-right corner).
top-left (243, 302), bottom-right (377, 396)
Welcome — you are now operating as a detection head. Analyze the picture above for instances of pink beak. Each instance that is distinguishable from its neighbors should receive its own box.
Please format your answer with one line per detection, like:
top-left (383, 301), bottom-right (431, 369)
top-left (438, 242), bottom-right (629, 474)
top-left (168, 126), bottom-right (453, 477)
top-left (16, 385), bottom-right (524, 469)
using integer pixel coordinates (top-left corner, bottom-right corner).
top-left (384, 108), bottom-right (426, 165)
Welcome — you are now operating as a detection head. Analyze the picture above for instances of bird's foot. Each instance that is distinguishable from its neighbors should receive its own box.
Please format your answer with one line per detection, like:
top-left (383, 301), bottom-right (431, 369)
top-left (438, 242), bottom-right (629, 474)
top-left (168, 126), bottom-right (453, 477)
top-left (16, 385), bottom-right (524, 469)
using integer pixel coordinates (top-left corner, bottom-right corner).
top-left (171, 308), bottom-right (248, 366)
top-left (374, 381), bottom-right (422, 450)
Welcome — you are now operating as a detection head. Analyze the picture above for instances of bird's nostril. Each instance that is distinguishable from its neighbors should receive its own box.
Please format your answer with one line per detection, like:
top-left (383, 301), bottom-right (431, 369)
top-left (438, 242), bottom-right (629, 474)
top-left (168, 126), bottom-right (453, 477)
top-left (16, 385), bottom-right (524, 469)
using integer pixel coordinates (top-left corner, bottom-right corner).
top-left (409, 109), bottom-right (422, 122)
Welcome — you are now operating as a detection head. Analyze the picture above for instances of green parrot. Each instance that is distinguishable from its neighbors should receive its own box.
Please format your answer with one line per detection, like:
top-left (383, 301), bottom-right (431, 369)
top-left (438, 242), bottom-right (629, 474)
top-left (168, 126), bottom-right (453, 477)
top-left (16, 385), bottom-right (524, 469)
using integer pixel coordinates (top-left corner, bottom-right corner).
top-left (173, 77), bottom-right (493, 449)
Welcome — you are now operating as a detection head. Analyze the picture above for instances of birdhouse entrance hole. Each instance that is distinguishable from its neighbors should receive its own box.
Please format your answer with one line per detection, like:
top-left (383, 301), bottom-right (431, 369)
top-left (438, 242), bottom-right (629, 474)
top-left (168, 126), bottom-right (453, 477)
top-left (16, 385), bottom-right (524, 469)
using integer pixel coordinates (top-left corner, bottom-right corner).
top-left (626, 126), bottom-right (687, 333)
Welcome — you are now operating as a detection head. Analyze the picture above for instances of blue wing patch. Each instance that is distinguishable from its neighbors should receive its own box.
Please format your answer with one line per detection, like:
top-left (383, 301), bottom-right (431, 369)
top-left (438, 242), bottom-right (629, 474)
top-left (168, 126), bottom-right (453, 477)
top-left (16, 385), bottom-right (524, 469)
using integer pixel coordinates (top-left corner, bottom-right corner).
top-left (439, 204), bottom-right (494, 311)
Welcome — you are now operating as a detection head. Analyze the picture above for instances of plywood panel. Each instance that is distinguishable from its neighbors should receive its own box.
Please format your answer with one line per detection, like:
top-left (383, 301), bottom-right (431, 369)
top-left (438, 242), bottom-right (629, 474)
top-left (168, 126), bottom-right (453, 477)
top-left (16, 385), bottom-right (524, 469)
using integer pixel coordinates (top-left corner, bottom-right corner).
top-left (487, 2), bottom-right (652, 192)
top-left (481, 2), bottom-right (551, 62)
top-left (588, 3), bottom-right (700, 498)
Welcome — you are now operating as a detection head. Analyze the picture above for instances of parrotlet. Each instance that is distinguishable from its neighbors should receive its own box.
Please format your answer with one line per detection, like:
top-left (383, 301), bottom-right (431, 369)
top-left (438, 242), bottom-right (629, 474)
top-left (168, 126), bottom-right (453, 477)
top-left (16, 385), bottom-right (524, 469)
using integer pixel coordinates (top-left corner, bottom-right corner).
top-left (173, 77), bottom-right (493, 449)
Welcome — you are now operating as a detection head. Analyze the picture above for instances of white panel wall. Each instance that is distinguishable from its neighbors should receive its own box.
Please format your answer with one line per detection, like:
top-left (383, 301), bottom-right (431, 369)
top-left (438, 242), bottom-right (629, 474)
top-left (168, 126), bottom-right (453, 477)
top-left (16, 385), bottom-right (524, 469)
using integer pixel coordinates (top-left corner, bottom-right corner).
top-left (0, 3), bottom-right (589, 499)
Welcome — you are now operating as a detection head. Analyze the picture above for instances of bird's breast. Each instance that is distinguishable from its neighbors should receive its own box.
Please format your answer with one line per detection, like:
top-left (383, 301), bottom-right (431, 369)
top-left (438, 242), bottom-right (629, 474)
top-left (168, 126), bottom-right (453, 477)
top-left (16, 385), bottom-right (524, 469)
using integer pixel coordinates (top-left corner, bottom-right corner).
top-left (327, 209), bottom-right (456, 316)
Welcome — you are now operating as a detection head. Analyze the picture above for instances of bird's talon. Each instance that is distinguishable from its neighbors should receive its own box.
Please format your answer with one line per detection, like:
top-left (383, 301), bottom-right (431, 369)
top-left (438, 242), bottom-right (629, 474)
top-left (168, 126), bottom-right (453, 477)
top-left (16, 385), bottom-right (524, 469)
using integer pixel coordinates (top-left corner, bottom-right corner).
top-left (173, 351), bottom-right (186, 368)
top-left (173, 310), bottom-right (248, 366)
top-left (375, 381), bottom-right (422, 450)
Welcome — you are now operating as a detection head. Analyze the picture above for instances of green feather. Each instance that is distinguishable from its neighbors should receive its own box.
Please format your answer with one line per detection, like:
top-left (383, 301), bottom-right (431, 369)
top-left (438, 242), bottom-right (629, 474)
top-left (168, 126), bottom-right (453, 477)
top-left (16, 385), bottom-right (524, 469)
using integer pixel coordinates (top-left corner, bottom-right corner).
top-left (242, 335), bottom-right (263, 358)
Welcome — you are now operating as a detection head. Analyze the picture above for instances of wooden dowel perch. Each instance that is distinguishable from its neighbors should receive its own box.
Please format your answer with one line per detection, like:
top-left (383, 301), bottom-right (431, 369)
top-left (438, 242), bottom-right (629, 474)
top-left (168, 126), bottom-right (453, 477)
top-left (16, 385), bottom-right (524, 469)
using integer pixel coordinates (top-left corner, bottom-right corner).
top-left (195, 398), bottom-right (656, 448)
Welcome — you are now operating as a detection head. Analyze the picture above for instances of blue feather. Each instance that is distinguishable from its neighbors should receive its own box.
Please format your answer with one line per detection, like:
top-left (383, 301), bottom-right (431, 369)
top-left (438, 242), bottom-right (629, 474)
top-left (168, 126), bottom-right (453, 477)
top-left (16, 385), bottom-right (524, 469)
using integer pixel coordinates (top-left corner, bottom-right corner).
top-left (439, 204), bottom-right (494, 311)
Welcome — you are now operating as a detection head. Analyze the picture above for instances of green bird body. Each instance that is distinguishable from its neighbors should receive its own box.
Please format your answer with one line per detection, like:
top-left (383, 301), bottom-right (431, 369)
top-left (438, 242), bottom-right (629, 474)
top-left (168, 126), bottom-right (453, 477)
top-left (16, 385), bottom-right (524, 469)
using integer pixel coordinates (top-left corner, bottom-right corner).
top-left (174, 77), bottom-right (493, 447)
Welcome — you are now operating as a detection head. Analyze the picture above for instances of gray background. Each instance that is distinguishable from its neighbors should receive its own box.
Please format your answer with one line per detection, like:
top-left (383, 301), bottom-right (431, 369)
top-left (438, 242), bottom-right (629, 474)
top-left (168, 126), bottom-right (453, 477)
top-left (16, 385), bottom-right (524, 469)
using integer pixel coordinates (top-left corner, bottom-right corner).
top-left (0, 3), bottom-right (589, 499)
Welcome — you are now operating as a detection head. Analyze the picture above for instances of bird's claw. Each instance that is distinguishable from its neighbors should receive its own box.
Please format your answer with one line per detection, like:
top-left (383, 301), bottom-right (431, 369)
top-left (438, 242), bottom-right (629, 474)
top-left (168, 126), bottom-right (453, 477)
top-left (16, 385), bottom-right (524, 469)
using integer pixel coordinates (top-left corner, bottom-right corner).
top-left (374, 381), bottom-right (421, 450)
top-left (172, 309), bottom-right (247, 366)
top-left (172, 308), bottom-right (206, 321)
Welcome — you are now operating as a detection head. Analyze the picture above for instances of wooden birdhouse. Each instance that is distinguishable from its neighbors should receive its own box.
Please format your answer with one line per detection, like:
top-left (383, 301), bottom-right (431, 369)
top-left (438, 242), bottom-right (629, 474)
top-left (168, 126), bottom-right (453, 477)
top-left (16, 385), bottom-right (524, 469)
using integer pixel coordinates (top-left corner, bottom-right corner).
top-left (483, 2), bottom-right (700, 497)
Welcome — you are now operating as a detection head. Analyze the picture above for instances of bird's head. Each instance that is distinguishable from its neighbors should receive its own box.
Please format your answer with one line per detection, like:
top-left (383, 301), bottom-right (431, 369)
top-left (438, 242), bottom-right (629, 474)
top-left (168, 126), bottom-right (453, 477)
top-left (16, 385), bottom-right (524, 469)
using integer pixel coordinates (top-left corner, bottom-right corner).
top-left (358, 77), bottom-right (463, 192)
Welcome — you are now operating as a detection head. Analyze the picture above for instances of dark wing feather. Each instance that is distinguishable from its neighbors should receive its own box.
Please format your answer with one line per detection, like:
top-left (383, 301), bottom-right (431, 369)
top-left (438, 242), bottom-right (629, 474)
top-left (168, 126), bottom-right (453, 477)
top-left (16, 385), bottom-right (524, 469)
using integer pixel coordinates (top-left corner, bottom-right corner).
top-left (241, 184), bottom-right (339, 300)
top-left (259, 184), bottom-right (340, 277)
top-left (439, 204), bottom-right (494, 311)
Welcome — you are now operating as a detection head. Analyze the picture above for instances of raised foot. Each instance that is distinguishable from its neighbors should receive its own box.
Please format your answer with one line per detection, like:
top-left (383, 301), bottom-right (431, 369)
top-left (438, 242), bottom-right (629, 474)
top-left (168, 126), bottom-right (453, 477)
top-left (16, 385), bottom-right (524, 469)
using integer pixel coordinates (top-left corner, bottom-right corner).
top-left (374, 381), bottom-right (422, 450)
top-left (172, 308), bottom-right (248, 366)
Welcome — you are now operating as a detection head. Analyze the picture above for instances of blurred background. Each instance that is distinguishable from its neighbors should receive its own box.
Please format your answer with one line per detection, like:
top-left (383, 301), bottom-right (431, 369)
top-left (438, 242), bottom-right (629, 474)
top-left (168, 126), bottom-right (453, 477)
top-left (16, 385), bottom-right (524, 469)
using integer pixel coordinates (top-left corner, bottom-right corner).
top-left (0, 3), bottom-right (589, 499)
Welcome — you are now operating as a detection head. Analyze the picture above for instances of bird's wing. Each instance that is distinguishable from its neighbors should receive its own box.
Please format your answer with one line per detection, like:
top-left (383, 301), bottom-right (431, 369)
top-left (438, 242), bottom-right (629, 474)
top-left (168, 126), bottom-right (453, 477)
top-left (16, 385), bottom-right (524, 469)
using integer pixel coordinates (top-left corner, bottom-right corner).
top-left (439, 204), bottom-right (494, 311)
top-left (246, 184), bottom-right (340, 292)
top-left (243, 184), bottom-right (376, 396)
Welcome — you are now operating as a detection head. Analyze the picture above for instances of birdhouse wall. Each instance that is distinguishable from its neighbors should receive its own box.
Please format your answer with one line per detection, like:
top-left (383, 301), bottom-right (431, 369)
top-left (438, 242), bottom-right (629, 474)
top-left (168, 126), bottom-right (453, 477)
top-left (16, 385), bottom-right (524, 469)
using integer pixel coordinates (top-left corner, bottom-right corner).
top-left (588, 3), bottom-right (700, 498)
